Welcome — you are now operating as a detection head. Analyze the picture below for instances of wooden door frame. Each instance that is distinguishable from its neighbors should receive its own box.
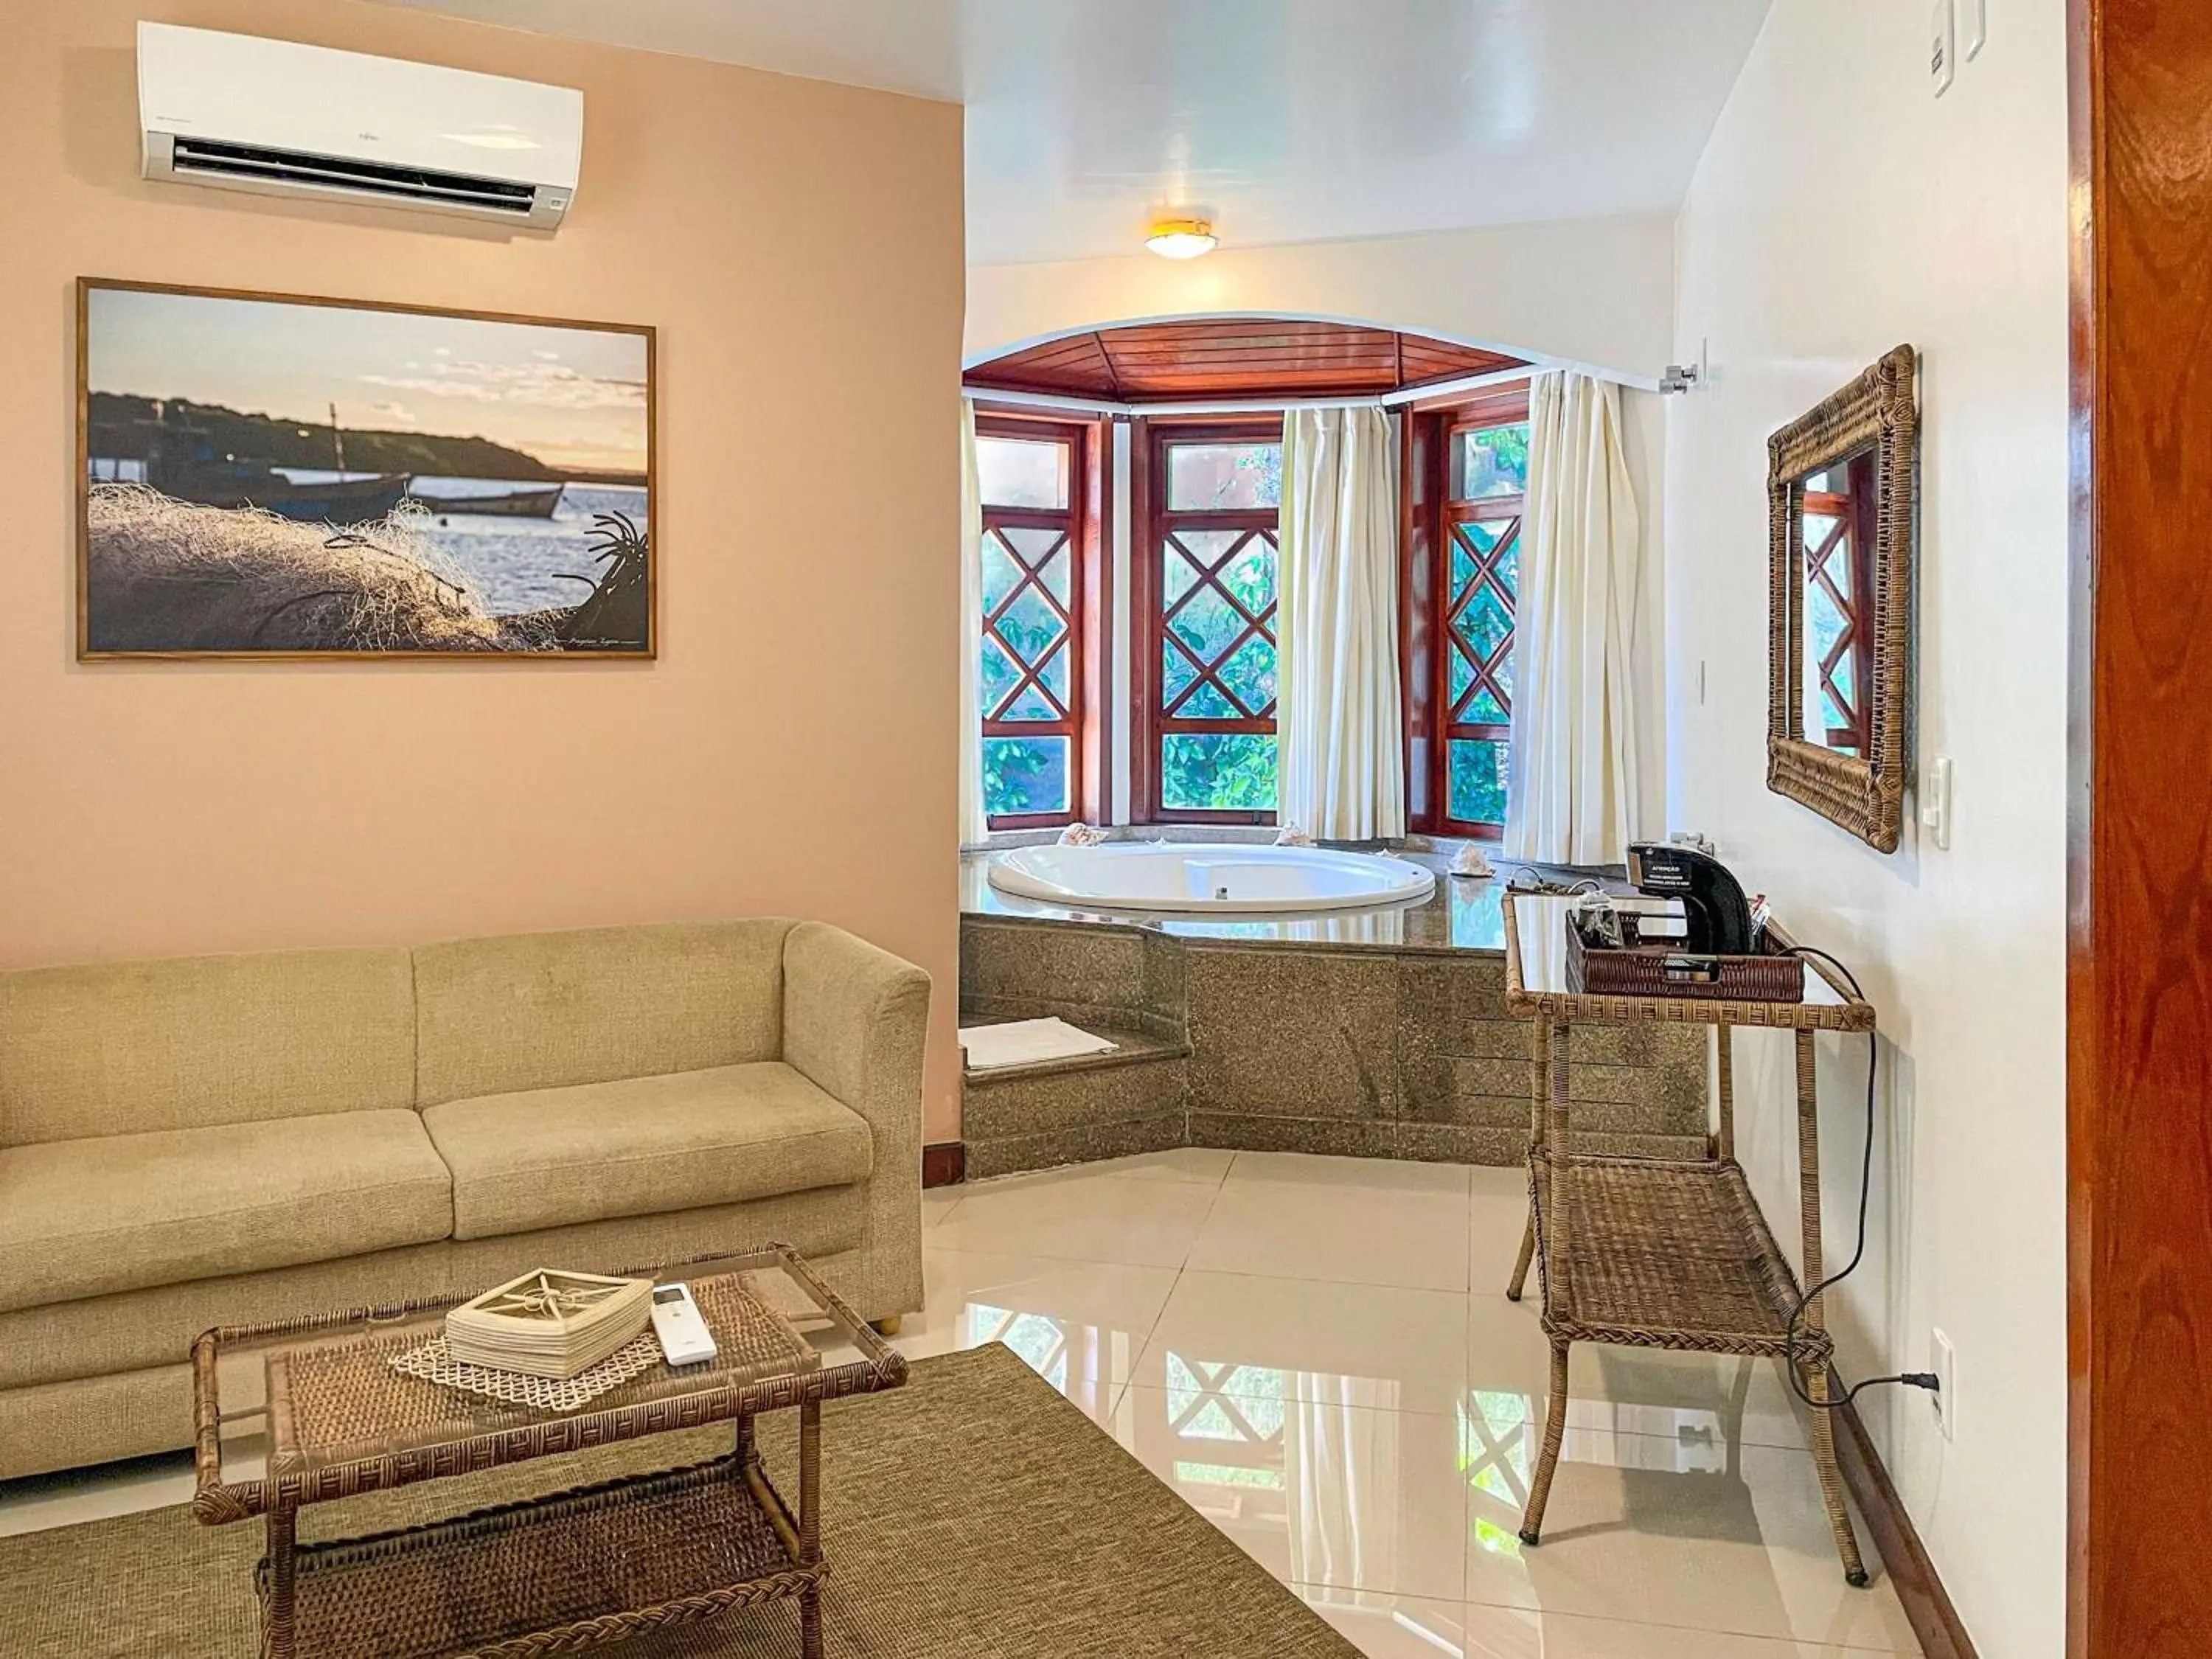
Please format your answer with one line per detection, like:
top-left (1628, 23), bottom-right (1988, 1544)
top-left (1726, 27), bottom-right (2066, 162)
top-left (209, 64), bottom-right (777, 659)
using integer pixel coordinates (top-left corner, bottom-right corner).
top-left (2067, 4), bottom-right (2212, 1655)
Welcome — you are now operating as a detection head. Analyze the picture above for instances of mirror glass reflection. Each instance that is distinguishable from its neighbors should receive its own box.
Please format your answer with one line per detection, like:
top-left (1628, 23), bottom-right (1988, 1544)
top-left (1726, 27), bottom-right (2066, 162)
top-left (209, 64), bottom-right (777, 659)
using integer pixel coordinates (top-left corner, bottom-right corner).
top-left (1792, 445), bottom-right (1879, 757)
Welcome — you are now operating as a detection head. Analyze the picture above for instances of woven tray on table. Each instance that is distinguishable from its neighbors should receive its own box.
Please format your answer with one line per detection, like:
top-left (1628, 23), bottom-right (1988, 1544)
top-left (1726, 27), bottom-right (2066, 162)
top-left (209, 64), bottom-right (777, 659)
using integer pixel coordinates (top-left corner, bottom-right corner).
top-left (268, 1273), bottom-right (820, 1472)
top-left (1565, 917), bottom-right (1804, 1004)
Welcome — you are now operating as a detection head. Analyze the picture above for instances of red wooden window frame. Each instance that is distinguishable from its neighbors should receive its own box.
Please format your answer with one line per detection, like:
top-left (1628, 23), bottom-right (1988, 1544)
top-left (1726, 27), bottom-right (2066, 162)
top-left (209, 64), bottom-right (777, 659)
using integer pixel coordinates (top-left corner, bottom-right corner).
top-left (1404, 385), bottom-right (1530, 841)
top-left (975, 413), bottom-right (1110, 830)
top-left (1130, 417), bottom-right (1284, 824)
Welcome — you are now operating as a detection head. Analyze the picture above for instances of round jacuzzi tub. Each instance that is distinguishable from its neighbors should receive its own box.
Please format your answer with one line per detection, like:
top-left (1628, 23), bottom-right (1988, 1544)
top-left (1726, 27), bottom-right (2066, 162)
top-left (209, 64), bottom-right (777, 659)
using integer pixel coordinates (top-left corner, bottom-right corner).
top-left (986, 841), bottom-right (1436, 915)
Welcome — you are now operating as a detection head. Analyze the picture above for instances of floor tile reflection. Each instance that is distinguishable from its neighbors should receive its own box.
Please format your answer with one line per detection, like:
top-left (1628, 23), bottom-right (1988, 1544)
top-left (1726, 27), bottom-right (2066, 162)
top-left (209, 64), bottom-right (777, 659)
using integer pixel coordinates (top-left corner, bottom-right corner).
top-left (0, 1150), bottom-right (1924, 1658)
top-left (1108, 1384), bottom-right (1470, 1603)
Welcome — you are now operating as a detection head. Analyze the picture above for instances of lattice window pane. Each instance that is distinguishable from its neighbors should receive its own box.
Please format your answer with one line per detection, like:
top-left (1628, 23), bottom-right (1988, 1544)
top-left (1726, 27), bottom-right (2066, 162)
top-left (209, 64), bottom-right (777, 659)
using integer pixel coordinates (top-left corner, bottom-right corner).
top-left (1176, 681), bottom-right (1241, 720)
top-left (981, 535), bottom-right (1023, 616)
top-left (1036, 639), bottom-right (1071, 709)
top-left (1220, 537), bottom-right (1278, 616)
top-left (1000, 526), bottom-right (1071, 605)
top-left (1449, 641), bottom-right (1475, 709)
top-left (997, 584), bottom-right (1067, 665)
top-left (980, 636), bottom-right (1021, 713)
top-left (1171, 585), bottom-right (1245, 664)
top-left (1451, 535), bottom-right (1478, 596)
top-left (1163, 638), bottom-right (1201, 706)
top-left (1218, 636), bottom-right (1278, 716)
top-left (1002, 682), bottom-right (1060, 721)
top-left (1463, 585), bottom-right (1512, 661)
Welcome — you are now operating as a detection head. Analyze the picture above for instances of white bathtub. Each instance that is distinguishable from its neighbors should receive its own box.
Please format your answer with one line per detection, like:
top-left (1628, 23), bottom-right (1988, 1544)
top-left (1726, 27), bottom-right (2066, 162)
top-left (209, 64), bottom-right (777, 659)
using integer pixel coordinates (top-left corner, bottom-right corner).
top-left (986, 841), bottom-right (1436, 914)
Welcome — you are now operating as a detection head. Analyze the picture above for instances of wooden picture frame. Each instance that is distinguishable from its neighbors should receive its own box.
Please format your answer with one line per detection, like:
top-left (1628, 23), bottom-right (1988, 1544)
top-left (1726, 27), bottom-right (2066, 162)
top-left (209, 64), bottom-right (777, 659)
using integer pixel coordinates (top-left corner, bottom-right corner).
top-left (1766, 345), bottom-right (1918, 851)
top-left (77, 277), bottom-right (656, 661)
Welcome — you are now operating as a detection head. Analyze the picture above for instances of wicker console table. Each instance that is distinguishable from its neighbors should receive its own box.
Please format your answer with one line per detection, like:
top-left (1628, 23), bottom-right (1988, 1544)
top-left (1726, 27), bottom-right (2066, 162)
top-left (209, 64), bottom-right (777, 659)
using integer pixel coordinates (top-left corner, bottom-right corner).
top-left (1499, 893), bottom-right (1875, 1586)
top-left (190, 1244), bottom-right (905, 1659)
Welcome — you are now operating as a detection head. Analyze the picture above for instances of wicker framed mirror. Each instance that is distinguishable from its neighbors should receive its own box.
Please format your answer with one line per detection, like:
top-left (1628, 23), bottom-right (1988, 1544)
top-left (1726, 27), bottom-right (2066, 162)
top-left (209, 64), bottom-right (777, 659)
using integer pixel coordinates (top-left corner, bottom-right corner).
top-left (1767, 345), bottom-right (1918, 852)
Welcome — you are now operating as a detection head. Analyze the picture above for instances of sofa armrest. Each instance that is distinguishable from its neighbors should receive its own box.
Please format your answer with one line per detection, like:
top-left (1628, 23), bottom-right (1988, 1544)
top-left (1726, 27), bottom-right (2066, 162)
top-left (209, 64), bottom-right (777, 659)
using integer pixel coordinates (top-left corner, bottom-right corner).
top-left (780, 922), bottom-right (931, 1318)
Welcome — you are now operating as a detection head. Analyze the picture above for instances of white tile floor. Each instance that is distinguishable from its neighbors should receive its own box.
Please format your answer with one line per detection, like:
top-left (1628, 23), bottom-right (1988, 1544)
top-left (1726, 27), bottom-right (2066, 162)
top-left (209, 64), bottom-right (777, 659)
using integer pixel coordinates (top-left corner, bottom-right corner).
top-left (0, 1149), bottom-right (1923, 1658)
top-left (915, 1150), bottom-right (1924, 1659)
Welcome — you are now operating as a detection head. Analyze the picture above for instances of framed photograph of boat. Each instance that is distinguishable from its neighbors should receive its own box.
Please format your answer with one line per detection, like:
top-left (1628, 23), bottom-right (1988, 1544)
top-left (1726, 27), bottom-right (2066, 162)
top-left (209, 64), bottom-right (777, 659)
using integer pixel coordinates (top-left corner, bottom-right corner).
top-left (76, 277), bottom-right (655, 659)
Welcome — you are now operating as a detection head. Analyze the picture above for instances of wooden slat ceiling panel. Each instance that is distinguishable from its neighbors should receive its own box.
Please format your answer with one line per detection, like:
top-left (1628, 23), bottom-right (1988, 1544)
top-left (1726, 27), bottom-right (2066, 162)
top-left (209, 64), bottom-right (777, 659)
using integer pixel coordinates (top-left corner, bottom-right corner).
top-left (965, 318), bottom-right (1529, 403)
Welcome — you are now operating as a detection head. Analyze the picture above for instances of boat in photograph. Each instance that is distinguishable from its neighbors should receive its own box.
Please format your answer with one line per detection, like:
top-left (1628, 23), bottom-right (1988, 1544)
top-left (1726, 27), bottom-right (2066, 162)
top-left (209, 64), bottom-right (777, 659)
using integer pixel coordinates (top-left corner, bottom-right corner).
top-left (148, 456), bottom-right (415, 522)
top-left (413, 481), bottom-right (566, 518)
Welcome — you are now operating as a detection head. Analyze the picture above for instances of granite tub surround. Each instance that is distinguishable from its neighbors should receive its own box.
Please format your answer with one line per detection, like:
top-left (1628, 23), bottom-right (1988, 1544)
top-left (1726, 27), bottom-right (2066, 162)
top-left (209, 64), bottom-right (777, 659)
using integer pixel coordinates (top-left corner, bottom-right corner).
top-left (959, 866), bottom-right (1709, 1177)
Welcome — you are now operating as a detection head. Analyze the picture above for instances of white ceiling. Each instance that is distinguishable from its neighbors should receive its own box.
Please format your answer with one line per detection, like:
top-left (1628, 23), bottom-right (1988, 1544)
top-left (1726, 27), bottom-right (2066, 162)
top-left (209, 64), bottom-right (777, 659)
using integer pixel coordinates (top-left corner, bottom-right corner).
top-left (377, 0), bottom-right (1773, 265)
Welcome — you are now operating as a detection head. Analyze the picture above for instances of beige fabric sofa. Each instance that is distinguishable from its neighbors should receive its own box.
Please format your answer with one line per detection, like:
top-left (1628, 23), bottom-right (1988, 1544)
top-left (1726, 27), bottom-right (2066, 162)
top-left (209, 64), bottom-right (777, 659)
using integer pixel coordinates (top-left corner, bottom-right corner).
top-left (0, 919), bottom-right (930, 1480)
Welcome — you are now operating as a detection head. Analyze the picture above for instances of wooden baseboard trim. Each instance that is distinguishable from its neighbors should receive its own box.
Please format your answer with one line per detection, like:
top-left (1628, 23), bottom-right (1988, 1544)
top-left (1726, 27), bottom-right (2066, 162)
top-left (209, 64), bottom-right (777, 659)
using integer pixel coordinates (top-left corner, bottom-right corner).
top-left (1831, 1377), bottom-right (1978, 1659)
top-left (922, 1141), bottom-right (965, 1188)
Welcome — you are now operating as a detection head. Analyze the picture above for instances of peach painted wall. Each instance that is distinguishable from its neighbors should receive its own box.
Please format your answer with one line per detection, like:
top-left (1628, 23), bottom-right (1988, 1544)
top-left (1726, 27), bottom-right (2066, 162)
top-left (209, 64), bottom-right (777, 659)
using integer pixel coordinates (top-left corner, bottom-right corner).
top-left (0, 1), bottom-right (968, 1137)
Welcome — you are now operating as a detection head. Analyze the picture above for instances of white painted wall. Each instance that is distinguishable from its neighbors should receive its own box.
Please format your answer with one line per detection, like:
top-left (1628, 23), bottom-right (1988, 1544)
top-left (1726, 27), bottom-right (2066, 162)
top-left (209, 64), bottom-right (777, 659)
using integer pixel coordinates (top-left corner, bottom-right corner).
top-left (967, 214), bottom-right (1678, 839)
top-left (1666, 6), bottom-right (2070, 1657)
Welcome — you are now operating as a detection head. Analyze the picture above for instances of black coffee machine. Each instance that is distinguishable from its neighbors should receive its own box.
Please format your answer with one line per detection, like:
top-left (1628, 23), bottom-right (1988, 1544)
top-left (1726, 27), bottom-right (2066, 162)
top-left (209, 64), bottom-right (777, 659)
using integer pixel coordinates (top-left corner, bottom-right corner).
top-left (1625, 842), bottom-right (1757, 956)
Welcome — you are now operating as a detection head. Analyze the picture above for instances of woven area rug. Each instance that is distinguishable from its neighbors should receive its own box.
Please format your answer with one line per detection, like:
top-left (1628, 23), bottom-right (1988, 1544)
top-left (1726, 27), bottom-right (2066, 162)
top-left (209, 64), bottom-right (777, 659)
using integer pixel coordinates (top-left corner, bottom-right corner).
top-left (0, 1344), bottom-right (1359, 1658)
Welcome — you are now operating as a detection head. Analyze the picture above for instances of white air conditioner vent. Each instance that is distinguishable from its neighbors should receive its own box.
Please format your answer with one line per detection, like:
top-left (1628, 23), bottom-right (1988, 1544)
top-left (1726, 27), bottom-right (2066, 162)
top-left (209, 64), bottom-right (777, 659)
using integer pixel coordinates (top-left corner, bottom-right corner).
top-left (169, 138), bottom-right (543, 215)
top-left (139, 24), bottom-right (582, 231)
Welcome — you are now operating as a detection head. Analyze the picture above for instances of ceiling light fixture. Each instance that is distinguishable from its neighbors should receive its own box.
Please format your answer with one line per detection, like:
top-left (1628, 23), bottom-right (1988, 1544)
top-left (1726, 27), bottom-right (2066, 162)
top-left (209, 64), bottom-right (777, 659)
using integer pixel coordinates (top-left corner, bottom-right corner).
top-left (1145, 218), bottom-right (1218, 260)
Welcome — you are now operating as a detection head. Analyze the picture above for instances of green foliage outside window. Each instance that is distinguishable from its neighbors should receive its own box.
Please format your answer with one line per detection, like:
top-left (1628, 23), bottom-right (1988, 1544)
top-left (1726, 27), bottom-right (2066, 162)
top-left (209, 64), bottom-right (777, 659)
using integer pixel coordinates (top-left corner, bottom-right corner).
top-left (1163, 733), bottom-right (1277, 812)
top-left (983, 735), bottom-right (1068, 818)
top-left (1449, 739), bottom-right (1509, 827)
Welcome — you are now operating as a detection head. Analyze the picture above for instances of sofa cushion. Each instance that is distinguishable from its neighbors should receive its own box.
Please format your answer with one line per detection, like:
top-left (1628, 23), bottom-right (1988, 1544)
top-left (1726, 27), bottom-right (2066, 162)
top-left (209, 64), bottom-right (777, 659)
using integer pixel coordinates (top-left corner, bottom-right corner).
top-left (412, 921), bottom-right (797, 1108)
top-left (0, 947), bottom-right (417, 1147)
top-left (422, 1062), bottom-right (875, 1242)
top-left (0, 1110), bottom-right (453, 1312)
top-left (0, 1185), bottom-right (872, 1395)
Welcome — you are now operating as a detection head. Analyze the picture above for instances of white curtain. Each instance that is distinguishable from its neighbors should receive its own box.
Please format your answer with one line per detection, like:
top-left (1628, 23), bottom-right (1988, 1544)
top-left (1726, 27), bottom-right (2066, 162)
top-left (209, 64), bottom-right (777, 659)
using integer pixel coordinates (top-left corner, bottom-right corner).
top-left (958, 398), bottom-right (990, 846)
top-left (1504, 372), bottom-right (1643, 865)
top-left (1276, 406), bottom-right (1406, 840)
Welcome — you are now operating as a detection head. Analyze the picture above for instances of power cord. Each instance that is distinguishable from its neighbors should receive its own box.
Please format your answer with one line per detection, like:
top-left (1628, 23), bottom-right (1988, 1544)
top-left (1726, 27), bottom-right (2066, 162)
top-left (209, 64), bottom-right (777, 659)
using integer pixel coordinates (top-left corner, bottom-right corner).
top-left (1773, 945), bottom-right (1941, 1411)
top-left (1503, 867), bottom-right (1603, 897)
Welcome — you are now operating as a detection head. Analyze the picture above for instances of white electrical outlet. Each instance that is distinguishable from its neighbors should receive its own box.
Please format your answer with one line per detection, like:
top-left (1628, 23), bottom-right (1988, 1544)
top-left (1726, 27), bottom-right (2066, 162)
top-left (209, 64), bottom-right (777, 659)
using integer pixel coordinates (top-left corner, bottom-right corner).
top-left (1962, 0), bottom-right (1988, 60)
top-left (1931, 0), bottom-right (1957, 95)
top-left (1931, 1329), bottom-right (1957, 1440)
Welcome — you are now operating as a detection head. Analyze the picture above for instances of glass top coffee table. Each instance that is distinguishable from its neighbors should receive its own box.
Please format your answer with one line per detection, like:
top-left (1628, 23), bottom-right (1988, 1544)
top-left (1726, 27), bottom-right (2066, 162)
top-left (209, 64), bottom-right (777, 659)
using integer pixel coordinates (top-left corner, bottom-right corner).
top-left (190, 1243), bottom-right (904, 1659)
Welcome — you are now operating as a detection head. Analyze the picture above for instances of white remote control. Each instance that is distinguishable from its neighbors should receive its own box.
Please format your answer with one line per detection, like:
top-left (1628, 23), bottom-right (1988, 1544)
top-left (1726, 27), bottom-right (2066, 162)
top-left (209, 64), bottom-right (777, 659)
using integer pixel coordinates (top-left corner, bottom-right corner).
top-left (649, 1282), bottom-right (717, 1367)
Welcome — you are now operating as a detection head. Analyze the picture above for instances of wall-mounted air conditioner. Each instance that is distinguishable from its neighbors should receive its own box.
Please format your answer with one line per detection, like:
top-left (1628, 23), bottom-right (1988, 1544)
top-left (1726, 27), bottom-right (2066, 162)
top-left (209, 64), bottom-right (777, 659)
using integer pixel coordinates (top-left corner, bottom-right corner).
top-left (138, 24), bottom-right (583, 231)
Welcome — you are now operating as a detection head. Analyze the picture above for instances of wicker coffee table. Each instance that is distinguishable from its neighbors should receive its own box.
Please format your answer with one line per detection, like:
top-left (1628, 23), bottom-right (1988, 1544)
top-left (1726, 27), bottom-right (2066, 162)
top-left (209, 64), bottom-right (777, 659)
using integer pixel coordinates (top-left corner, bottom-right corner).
top-left (189, 1243), bottom-right (905, 1659)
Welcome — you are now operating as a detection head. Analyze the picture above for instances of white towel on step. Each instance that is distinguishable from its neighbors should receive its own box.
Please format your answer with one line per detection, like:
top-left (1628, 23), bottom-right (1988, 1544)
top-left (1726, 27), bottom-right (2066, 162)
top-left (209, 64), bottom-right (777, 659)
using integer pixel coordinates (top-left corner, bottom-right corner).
top-left (958, 1018), bottom-right (1120, 1071)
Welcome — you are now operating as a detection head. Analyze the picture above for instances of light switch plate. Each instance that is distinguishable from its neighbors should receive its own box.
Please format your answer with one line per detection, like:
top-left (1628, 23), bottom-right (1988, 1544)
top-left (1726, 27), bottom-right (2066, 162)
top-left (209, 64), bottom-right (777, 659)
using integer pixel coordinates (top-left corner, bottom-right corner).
top-left (1921, 756), bottom-right (1953, 849)
top-left (1962, 0), bottom-right (1987, 59)
top-left (1932, 0), bottom-right (1957, 95)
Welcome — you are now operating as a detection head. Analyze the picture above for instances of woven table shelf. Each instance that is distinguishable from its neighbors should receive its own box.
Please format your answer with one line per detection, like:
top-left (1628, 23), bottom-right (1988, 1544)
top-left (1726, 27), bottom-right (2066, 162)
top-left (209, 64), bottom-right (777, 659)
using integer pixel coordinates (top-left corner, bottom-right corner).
top-left (193, 1245), bottom-right (901, 1659)
top-left (1528, 1150), bottom-right (1830, 1367)
top-left (1500, 893), bottom-right (1873, 1587)
top-left (278, 1455), bottom-right (813, 1659)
